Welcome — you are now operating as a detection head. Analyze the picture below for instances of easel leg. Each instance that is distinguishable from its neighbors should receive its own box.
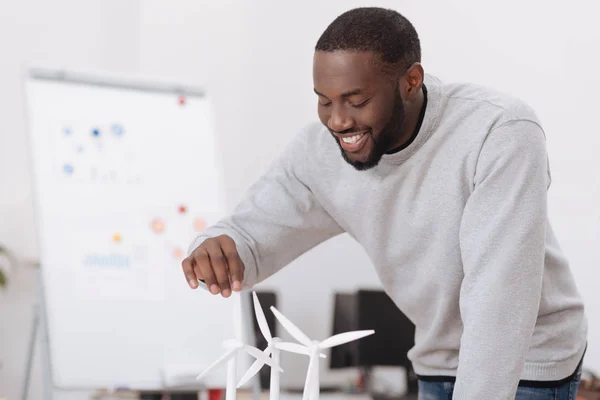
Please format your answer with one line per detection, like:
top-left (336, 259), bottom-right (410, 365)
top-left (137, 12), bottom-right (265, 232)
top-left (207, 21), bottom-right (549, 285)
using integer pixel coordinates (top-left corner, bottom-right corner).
top-left (21, 268), bottom-right (54, 400)
top-left (39, 278), bottom-right (54, 400)
top-left (21, 303), bottom-right (39, 400)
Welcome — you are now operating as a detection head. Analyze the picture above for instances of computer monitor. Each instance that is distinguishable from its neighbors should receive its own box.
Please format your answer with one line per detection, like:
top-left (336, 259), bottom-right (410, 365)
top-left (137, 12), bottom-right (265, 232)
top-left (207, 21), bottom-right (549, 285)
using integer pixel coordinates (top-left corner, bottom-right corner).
top-left (329, 292), bottom-right (359, 369)
top-left (355, 289), bottom-right (415, 368)
top-left (329, 289), bottom-right (417, 396)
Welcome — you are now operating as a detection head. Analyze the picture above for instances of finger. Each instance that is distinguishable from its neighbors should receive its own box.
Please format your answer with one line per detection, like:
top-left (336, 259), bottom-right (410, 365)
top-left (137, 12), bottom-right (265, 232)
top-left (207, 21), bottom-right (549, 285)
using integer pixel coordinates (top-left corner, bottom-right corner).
top-left (194, 247), bottom-right (219, 295)
top-left (204, 240), bottom-right (232, 297)
top-left (181, 256), bottom-right (198, 289)
top-left (219, 235), bottom-right (244, 292)
top-left (192, 258), bottom-right (205, 288)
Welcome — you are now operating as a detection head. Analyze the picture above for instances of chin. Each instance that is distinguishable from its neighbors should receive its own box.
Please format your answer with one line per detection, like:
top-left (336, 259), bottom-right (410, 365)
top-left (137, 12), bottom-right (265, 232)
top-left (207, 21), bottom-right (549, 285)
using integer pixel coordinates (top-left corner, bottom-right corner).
top-left (342, 150), bottom-right (381, 171)
top-left (349, 160), bottom-right (380, 171)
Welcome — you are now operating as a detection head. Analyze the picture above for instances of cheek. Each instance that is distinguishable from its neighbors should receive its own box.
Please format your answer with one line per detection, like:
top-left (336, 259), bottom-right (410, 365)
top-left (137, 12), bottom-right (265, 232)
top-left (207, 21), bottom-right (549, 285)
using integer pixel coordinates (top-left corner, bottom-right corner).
top-left (369, 104), bottom-right (395, 133)
top-left (317, 107), bottom-right (329, 126)
top-left (359, 109), bottom-right (386, 133)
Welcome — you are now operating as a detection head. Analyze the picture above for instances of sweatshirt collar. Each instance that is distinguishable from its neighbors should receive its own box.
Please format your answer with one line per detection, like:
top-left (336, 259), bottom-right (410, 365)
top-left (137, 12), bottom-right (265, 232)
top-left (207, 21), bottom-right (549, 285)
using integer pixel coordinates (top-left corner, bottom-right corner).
top-left (380, 73), bottom-right (442, 166)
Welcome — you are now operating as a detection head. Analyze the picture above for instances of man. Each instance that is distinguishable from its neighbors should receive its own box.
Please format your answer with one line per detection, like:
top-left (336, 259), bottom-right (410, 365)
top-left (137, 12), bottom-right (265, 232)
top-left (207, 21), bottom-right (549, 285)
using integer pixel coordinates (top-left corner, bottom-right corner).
top-left (182, 7), bottom-right (587, 399)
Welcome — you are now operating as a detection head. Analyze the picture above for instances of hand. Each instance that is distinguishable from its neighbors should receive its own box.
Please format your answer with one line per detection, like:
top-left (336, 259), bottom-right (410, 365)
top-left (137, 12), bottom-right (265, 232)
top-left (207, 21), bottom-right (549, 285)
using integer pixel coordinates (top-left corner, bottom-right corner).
top-left (181, 235), bottom-right (245, 297)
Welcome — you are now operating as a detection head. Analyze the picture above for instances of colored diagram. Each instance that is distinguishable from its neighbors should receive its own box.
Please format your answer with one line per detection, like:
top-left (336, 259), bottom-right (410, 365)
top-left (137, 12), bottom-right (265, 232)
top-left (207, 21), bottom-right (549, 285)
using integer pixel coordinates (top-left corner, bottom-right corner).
top-left (103, 205), bottom-right (208, 265)
top-left (53, 122), bottom-right (141, 184)
top-left (145, 204), bottom-right (207, 262)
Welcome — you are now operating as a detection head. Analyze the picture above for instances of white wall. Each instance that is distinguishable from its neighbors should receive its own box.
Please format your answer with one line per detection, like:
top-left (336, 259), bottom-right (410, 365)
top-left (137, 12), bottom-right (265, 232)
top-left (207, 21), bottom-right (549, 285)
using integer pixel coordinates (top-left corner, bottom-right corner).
top-left (0, 1), bottom-right (140, 399)
top-left (0, 0), bottom-right (141, 259)
top-left (2, 0), bottom-right (599, 398)
top-left (137, 0), bottom-right (247, 209)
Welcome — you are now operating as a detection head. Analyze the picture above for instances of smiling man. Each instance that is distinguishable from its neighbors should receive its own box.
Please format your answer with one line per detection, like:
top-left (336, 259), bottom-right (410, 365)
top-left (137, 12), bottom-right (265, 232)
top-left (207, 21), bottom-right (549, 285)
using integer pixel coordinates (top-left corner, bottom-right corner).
top-left (313, 39), bottom-right (423, 171)
top-left (182, 7), bottom-right (588, 400)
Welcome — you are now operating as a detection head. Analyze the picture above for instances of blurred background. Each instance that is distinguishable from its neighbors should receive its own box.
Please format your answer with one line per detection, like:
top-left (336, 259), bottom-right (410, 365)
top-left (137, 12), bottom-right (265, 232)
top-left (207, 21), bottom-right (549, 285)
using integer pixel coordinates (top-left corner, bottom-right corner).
top-left (1, 1), bottom-right (599, 399)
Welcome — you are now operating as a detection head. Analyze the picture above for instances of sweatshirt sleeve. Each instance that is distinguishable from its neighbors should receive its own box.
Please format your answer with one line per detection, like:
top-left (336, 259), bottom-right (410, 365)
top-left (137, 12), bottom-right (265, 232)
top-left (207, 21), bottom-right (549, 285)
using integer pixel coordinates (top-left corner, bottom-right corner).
top-left (187, 127), bottom-right (344, 289)
top-left (454, 119), bottom-right (550, 399)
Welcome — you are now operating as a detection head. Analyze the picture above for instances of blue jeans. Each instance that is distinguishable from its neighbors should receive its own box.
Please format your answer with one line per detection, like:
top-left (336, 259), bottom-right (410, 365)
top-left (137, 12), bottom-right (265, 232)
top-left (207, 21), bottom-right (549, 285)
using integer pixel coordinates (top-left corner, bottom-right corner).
top-left (417, 363), bottom-right (583, 400)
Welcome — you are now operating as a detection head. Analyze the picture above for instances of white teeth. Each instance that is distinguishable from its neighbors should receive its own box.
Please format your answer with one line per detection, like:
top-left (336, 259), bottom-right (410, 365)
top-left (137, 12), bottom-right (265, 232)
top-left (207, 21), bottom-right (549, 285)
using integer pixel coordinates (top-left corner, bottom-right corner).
top-left (342, 133), bottom-right (365, 144)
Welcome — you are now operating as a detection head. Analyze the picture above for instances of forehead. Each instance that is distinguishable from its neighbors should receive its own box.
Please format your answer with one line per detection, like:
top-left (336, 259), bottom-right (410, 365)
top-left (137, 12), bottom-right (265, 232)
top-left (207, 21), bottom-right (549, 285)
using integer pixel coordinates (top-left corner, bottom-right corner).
top-left (313, 51), bottom-right (386, 95)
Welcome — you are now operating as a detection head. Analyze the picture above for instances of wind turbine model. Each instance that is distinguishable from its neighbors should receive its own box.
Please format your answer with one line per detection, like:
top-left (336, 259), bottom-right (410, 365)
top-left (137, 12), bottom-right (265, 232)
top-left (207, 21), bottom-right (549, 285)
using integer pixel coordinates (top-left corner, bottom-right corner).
top-left (196, 337), bottom-right (282, 400)
top-left (270, 305), bottom-right (375, 400)
top-left (236, 292), bottom-right (326, 400)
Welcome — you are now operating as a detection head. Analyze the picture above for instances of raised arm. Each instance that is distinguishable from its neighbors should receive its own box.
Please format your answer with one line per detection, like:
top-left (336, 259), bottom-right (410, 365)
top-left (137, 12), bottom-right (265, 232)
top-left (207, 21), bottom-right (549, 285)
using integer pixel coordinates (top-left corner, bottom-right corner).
top-left (182, 127), bottom-right (343, 296)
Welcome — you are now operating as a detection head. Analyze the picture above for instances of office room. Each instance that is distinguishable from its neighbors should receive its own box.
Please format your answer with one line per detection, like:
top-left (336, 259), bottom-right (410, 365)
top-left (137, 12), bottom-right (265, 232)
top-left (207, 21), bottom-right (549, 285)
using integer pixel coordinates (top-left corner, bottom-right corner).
top-left (1, 1), bottom-right (599, 399)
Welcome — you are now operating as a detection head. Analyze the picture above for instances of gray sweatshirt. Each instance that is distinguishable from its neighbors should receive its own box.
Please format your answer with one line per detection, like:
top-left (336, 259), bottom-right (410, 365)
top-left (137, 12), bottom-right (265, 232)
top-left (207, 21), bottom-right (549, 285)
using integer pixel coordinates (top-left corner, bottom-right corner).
top-left (188, 74), bottom-right (587, 399)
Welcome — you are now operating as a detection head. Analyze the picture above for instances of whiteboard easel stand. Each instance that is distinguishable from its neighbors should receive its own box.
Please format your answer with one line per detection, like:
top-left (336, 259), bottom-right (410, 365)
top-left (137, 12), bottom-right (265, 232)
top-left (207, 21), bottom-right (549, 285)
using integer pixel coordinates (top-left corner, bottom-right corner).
top-left (21, 267), bottom-right (54, 400)
top-left (20, 66), bottom-right (261, 400)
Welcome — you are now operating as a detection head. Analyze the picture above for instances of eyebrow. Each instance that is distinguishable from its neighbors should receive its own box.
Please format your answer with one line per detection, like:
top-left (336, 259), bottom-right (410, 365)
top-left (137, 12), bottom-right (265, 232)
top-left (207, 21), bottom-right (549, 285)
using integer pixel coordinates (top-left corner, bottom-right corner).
top-left (313, 88), bottom-right (365, 98)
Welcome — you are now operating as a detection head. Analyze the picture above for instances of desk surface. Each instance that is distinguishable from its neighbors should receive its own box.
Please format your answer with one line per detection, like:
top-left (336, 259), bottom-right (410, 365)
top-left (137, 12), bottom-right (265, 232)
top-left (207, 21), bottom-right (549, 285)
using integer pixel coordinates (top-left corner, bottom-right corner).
top-left (236, 389), bottom-right (416, 400)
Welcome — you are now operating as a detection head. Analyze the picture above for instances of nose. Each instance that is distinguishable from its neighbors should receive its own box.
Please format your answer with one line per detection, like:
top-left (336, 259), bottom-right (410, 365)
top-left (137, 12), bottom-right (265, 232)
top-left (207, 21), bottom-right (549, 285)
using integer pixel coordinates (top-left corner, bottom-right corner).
top-left (328, 105), bottom-right (354, 133)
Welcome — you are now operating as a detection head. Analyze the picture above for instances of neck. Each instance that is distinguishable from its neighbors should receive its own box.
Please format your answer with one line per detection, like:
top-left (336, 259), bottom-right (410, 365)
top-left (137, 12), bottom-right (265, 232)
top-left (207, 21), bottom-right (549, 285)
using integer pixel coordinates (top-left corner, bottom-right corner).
top-left (387, 87), bottom-right (425, 151)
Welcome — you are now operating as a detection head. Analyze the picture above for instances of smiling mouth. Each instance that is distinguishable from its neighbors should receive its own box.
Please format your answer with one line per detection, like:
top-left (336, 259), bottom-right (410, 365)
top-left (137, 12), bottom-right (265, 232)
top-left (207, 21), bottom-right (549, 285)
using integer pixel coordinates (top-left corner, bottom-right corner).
top-left (337, 131), bottom-right (369, 153)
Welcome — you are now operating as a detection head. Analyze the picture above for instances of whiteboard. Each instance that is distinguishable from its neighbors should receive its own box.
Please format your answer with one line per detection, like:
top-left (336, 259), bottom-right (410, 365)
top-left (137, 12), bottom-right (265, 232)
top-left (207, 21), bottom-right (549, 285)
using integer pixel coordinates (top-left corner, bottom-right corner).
top-left (24, 68), bottom-right (252, 390)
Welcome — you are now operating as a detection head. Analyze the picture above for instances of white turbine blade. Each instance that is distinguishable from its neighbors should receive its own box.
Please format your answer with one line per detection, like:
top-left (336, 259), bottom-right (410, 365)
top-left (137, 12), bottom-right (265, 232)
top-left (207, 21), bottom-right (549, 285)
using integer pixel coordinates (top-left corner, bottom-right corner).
top-left (242, 344), bottom-right (283, 372)
top-left (274, 342), bottom-right (309, 355)
top-left (196, 348), bottom-right (237, 380)
top-left (302, 356), bottom-right (318, 400)
top-left (270, 306), bottom-right (311, 346)
top-left (275, 342), bottom-right (327, 358)
top-left (236, 357), bottom-right (266, 388)
top-left (252, 292), bottom-right (272, 342)
top-left (318, 330), bottom-right (375, 349)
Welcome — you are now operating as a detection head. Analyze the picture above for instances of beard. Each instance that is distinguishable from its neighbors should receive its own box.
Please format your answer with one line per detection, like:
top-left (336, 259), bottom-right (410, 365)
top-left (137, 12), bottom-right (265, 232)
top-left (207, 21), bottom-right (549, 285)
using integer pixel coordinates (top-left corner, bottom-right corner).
top-left (335, 90), bottom-right (406, 171)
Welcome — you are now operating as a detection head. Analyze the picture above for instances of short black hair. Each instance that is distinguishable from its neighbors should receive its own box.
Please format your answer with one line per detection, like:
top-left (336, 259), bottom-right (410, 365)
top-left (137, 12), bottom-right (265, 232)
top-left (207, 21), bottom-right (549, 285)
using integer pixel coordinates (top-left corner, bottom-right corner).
top-left (315, 7), bottom-right (421, 72)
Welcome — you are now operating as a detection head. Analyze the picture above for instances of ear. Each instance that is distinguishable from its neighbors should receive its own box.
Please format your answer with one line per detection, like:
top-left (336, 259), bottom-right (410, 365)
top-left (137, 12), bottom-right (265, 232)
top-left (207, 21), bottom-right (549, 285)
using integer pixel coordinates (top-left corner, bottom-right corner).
top-left (399, 62), bottom-right (424, 100)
